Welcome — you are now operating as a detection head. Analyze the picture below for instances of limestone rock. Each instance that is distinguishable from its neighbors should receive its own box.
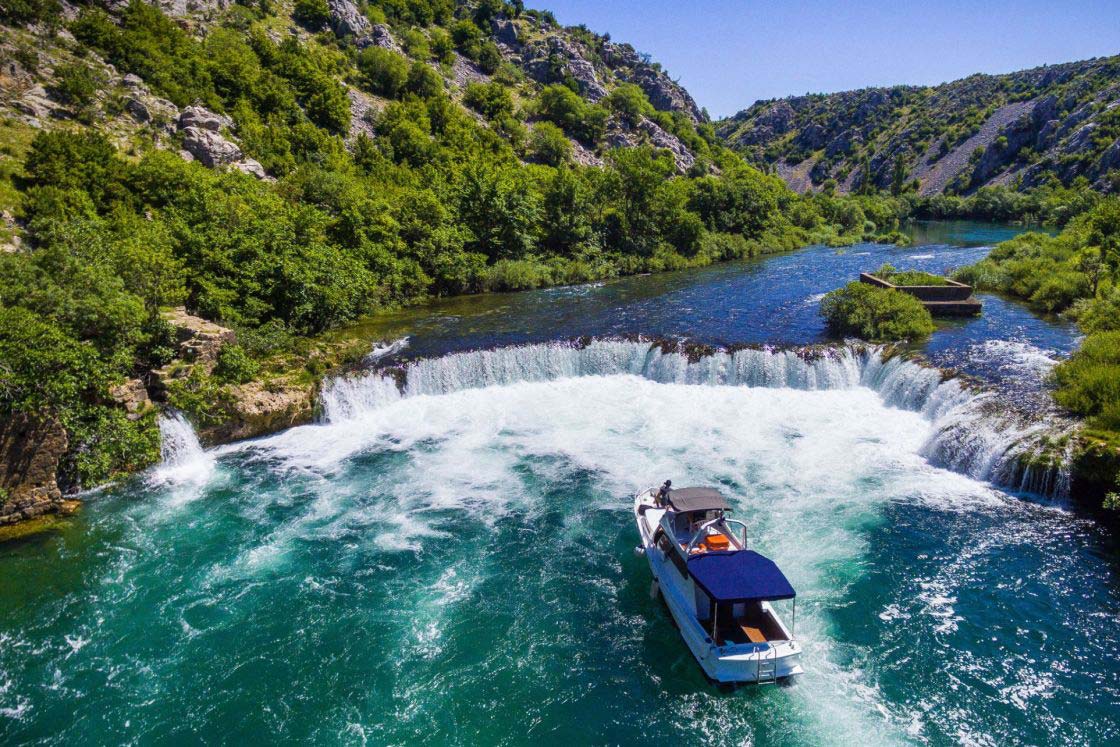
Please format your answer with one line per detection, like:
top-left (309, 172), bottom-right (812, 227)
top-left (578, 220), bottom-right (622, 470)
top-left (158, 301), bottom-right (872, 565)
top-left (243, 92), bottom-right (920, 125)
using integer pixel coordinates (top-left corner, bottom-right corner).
top-left (626, 66), bottom-right (705, 123)
top-left (199, 381), bottom-right (316, 444)
top-left (164, 307), bottom-right (236, 363)
top-left (346, 87), bottom-right (380, 140)
top-left (122, 73), bottom-right (145, 89)
top-left (0, 415), bottom-right (67, 526)
top-left (232, 158), bottom-right (269, 180)
top-left (181, 126), bottom-right (242, 167)
top-left (637, 117), bottom-right (695, 172)
top-left (451, 53), bottom-right (489, 88)
top-left (178, 105), bottom-right (230, 133)
top-left (358, 24), bottom-right (402, 54)
top-left (109, 378), bottom-right (153, 421)
top-left (491, 16), bottom-right (520, 48)
top-left (327, 0), bottom-right (370, 39)
top-left (126, 97), bottom-right (151, 123)
top-left (522, 36), bottom-right (607, 101)
top-left (13, 84), bottom-right (55, 120)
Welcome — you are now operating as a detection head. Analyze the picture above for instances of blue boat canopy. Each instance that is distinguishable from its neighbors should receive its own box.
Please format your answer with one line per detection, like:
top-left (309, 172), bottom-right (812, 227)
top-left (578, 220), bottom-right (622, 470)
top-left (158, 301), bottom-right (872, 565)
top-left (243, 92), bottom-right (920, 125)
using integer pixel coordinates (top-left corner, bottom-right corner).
top-left (687, 550), bottom-right (796, 603)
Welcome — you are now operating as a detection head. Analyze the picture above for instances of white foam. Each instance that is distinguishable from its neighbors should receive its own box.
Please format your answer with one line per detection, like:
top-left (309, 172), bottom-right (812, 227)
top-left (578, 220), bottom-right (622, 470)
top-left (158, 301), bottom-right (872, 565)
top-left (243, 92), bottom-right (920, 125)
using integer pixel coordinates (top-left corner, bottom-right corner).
top-left (151, 412), bottom-right (215, 494)
top-left (314, 340), bottom-right (1070, 498)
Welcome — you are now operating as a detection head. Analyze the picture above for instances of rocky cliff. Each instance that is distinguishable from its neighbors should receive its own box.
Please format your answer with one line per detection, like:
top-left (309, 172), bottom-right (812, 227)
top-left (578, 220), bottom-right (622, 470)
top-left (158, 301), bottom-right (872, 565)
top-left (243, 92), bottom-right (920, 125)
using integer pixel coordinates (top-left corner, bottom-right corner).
top-left (717, 56), bottom-right (1120, 195)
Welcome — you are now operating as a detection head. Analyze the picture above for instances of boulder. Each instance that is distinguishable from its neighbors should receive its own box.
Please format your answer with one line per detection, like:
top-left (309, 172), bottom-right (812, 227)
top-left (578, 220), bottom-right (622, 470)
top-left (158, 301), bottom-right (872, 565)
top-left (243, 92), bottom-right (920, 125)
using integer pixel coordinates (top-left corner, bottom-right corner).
top-left (491, 16), bottom-right (520, 48)
top-left (13, 84), bottom-right (55, 120)
top-left (181, 126), bottom-right (242, 167)
top-left (626, 66), bottom-right (704, 123)
top-left (198, 381), bottom-right (317, 444)
top-left (522, 36), bottom-right (608, 101)
top-left (232, 158), bottom-right (269, 180)
top-left (358, 24), bottom-right (402, 54)
top-left (637, 117), bottom-right (695, 171)
top-left (125, 97), bottom-right (151, 123)
top-left (178, 105), bottom-right (229, 133)
top-left (0, 414), bottom-right (67, 526)
top-left (327, 0), bottom-right (371, 39)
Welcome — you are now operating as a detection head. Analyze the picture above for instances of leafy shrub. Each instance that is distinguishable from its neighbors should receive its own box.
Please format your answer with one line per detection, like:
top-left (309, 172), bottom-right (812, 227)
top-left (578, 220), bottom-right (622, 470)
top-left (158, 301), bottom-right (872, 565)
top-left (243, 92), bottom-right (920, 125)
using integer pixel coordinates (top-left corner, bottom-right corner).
top-left (535, 84), bottom-right (608, 144)
top-left (604, 83), bottom-right (652, 125)
top-left (1054, 331), bottom-right (1120, 428)
top-left (293, 0), bottom-right (330, 30)
top-left (358, 47), bottom-right (410, 98)
top-left (528, 122), bottom-right (571, 166)
top-left (820, 282), bottom-right (936, 341)
top-left (49, 62), bottom-right (105, 121)
top-left (406, 62), bottom-right (443, 98)
top-left (213, 344), bottom-right (259, 384)
top-left (463, 81), bottom-right (513, 121)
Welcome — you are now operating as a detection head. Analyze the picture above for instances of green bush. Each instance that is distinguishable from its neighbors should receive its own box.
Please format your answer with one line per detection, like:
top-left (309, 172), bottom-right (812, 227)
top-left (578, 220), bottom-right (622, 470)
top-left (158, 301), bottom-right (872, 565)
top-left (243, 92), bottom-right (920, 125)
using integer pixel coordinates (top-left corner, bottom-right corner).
top-left (358, 47), bottom-right (411, 98)
top-left (293, 0), bottom-right (330, 30)
top-left (463, 81), bottom-right (513, 121)
top-left (820, 282), bottom-right (936, 341)
top-left (528, 122), bottom-right (571, 166)
top-left (535, 84), bottom-right (608, 144)
top-left (213, 344), bottom-right (260, 384)
top-left (1054, 331), bottom-right (1120, 428)
top-left (604, 83), bottom-right (652, 125)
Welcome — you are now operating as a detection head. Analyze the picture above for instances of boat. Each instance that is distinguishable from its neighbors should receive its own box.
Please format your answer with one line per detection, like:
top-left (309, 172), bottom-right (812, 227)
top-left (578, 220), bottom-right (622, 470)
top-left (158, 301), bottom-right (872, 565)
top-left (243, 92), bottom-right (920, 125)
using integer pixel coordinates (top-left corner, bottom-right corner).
top-left (633, 484), bottom-right (803, 684)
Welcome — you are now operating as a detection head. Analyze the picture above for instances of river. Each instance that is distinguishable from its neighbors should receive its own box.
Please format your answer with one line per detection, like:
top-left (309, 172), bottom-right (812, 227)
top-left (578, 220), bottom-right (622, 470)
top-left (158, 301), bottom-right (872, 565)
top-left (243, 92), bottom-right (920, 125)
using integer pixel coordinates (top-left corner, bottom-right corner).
top-left (1, 223), bottom-right (1117, 745)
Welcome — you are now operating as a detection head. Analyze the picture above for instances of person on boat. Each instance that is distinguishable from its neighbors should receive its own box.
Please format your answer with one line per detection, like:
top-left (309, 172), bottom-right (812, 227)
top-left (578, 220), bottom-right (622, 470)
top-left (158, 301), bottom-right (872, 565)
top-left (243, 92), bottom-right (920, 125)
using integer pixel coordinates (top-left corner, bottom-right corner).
top-left (655, 480), bottom-right (672, 507)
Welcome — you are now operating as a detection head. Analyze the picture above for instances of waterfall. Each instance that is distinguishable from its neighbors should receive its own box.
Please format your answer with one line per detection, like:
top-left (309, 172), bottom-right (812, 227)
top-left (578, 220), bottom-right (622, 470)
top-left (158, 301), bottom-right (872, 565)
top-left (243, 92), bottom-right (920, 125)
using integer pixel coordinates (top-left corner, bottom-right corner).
top-left (317, 339), bottom-right (1073, 498)
top-left (152, 411), bottom-right (215, 487)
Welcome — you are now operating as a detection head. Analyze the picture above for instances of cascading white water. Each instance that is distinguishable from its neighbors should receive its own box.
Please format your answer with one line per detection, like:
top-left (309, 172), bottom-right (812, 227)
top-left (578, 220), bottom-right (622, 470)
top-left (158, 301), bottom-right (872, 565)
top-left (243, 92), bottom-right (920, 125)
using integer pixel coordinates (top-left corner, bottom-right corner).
top-left (152, 411), bottom-right (215, 488)
top-left (318, 339), bottom-right (1073, 498)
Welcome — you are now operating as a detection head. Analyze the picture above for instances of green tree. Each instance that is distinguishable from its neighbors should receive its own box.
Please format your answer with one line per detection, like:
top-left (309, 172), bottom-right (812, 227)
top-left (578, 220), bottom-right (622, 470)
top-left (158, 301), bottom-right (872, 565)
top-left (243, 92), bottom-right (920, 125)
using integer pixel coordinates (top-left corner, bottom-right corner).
top-left (529, 122), bottom-right (572, 166)
top-left (358, 47), bottom-right (410, 98)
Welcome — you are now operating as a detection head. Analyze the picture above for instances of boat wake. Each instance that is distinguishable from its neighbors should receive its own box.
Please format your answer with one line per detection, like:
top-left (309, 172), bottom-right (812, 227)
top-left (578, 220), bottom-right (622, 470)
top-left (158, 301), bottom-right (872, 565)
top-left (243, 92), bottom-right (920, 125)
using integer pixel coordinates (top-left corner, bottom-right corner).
top-left (319, 339), bottom-right (1073, 498)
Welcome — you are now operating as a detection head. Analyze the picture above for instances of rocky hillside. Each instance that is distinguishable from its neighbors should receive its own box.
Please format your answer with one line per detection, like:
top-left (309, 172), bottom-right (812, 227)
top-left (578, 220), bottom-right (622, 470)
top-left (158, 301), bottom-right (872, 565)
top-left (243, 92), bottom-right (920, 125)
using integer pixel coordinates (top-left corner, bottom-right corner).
top-left (717, 56), bottom-right (1120, 195)
top-left (0, 0), bottom-right (708, 189)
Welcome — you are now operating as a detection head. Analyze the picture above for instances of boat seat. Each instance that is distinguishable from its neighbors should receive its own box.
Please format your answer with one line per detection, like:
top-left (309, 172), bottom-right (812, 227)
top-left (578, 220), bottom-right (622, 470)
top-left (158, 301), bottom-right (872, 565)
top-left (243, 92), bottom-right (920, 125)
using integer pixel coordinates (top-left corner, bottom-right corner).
top-left (739, 623), bottom-right (767, 643)
top-left (701, 534), bottom-right (730, 551)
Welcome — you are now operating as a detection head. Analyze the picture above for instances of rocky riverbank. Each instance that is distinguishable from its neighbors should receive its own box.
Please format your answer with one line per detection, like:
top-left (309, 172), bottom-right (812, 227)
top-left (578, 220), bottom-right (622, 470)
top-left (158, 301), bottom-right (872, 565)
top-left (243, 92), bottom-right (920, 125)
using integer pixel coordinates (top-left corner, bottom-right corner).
top-left (0, 307), bottom-right (326, 529)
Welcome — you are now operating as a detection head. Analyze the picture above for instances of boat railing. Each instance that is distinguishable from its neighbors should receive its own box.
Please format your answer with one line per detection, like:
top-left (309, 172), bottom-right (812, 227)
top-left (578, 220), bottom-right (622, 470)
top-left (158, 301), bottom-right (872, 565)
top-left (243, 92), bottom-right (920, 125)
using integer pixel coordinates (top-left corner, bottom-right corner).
top-left (686, 517), bottom-right (750, 554)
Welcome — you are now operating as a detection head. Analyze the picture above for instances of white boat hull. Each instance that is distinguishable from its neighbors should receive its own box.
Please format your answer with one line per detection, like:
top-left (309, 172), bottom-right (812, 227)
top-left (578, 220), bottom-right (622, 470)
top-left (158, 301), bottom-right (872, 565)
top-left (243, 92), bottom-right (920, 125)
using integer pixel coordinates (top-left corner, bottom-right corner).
top-left (634, 491), bottom-right (803, 684)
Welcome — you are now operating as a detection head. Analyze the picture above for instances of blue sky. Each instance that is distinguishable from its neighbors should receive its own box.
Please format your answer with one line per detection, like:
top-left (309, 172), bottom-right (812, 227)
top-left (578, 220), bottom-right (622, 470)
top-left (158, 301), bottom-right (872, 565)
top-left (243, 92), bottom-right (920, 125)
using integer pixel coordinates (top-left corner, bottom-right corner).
top-left (527, 1), bottom-right (1120, 118)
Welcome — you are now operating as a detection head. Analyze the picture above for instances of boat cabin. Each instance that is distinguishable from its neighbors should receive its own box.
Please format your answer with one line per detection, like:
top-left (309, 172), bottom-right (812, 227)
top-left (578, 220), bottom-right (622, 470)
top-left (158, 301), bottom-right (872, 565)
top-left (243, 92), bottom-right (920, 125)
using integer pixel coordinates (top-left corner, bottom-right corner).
top-left (651, 486), bottom-right (797, 647)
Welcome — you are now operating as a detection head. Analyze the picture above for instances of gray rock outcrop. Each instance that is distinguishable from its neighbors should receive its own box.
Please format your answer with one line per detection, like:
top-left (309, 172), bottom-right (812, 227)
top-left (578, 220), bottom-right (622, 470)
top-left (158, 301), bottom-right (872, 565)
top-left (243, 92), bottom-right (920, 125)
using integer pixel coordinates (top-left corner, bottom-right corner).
top-left (328, 0), bottom-right (370, 39)
top-left (181, 126), bottom-right (242, 167)
top-left (178, 105), bottom-right (230, 132)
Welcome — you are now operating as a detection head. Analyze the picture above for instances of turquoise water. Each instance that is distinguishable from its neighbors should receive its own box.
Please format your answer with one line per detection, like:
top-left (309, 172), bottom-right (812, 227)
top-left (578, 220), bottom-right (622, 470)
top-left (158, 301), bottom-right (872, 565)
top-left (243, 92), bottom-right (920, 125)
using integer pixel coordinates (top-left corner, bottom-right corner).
top-left (3, 227), bottom-right (1118, 745)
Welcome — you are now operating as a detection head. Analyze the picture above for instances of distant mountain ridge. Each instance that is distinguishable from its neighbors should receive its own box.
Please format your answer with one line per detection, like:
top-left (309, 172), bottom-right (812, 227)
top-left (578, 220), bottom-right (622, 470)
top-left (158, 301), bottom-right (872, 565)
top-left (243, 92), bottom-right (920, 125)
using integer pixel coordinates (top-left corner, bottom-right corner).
top-left (716, 56), bottom-right (1120, 195)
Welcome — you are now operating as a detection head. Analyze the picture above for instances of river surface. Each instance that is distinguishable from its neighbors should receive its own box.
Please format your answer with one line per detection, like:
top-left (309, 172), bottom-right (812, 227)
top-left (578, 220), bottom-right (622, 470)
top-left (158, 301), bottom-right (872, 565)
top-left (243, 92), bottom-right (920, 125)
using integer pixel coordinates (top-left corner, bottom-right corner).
top-left (2, 223), bottom-right (1118, 746)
